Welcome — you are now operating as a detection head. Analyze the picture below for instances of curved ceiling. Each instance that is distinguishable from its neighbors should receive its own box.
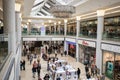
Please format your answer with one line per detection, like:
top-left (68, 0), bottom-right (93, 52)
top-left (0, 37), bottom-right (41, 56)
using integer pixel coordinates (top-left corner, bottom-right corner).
top-left (30, 0), bottom-right (89, 17)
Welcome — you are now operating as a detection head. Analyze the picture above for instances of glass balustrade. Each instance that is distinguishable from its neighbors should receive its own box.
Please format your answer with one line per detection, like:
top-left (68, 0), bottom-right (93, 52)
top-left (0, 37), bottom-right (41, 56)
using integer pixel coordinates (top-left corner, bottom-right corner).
top-left (0, 34), bottom-right (8, 72)
top-left (103, 16), bottom-right (120, 42)
top-left (79, 20), bottom-right (97, 39)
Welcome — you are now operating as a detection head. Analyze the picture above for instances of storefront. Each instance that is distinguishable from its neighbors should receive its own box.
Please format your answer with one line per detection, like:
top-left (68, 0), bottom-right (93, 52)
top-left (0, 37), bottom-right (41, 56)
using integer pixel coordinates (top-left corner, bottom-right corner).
top-left (102, 43), bottom-right (120, 80)
top-left (68, 42), bottom-right (76, 58)
top-left (78, 40), bottom-right (96, 66)
top-left (66, 38), bottom-right (76, 58)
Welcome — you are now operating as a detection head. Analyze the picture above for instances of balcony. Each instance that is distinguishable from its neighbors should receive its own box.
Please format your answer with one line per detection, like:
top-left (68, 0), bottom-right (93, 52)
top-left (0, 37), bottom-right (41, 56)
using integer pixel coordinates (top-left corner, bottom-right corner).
top-left (0, 34), bottom-right (8, 72)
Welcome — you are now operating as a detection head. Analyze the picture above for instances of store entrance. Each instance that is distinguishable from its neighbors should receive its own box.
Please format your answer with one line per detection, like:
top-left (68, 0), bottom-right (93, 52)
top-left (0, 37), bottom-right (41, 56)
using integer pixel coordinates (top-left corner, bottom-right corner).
top-left (79, 45), bottom-right (96, 66)
top-left (103, 51), bottom-right (120, 80)
top-left (68, 44), bottom-right (76, 58)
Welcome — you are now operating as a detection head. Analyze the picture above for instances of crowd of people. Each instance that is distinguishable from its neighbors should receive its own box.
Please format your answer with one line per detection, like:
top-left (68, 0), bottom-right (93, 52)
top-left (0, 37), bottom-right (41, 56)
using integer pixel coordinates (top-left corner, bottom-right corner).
top-left (21, 42), bottom-right (106, 80)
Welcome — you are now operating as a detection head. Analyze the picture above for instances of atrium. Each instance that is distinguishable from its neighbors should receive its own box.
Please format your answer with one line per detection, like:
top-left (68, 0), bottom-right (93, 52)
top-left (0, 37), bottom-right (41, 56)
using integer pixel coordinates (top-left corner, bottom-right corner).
top-left (0, 0), bottom-right (120, 80)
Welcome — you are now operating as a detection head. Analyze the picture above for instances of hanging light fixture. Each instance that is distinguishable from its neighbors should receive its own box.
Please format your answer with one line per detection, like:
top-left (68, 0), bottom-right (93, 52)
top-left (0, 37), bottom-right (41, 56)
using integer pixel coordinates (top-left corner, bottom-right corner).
top-left (49, 1), bottom-right (75, 18)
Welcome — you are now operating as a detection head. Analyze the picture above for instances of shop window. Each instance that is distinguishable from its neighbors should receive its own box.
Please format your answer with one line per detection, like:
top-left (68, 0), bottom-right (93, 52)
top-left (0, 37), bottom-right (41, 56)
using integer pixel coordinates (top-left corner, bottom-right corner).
top-left (102, 51), bottom-right (120, 79)
top-left (79, 45), bottom-right (96, 66)
top-left (80, 20), bottom-right (97, 38)
top-left (103, 16), bottom-right (120, 41)
top-left (68, 44), bottom-right (76, 58)
top-left (67, 20), bottom-right (76, 36)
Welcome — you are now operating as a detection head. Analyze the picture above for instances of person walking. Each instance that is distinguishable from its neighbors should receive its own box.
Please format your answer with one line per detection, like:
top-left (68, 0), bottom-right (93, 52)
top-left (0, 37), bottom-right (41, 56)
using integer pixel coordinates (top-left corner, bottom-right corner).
top-left (91, 66), bottom-right (94, 77)
top-left (101, 73), bottom-right (105, 80)
top-left (43, 74), bottom-right (50, 80)
top-left (22, 59), bottom-right (26, 70)
top-left (37, 62), bottom-right (41, 77)
top-left (20, 60), bottom-right (23, 71)
top-left (85, 65), bottom-right (89, 73)
top-left (37, 55), bottom-right (40, 63)
top-left (86, 72), bottom-right (91, 79)
top-left (94, 65), bottom-right (98, 76)
top-left (64, 50), bottom-right (67, 56)
top-left (30, 54), bottom-right (33, 65)
top-left (77, 68), bottom-right (81, 79)
top-left (32, 61), bottom-right (37, 78)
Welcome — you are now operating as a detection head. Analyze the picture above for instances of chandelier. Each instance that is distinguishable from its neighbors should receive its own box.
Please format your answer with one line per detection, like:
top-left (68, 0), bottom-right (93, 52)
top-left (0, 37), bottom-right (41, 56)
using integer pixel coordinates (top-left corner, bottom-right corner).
top-left (50, 5), bottom-right (75, 18)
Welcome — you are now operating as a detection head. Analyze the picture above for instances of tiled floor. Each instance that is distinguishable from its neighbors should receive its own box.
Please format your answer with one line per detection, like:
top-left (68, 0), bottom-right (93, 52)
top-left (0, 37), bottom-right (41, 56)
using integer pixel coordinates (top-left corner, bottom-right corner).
top-left (20, 53), bottom-right (109, 80)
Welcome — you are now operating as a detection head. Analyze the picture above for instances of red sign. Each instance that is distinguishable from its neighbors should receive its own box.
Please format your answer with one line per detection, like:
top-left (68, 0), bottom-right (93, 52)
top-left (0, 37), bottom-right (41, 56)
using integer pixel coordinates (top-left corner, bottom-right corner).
top-left (82, 41), bottom-right (88, 46)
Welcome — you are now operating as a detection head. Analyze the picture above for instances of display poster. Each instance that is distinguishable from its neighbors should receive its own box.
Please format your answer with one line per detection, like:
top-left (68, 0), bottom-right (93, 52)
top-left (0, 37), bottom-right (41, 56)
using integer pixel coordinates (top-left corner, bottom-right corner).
top-left (106, 61), bottom-right (113, 79)
top-left (40, 26), bottom-right (46, 36)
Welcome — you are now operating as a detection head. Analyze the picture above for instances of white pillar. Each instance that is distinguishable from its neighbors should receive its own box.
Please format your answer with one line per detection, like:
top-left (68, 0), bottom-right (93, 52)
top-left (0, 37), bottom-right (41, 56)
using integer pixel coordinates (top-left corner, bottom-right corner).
top-left (15, 12), bottom-right (21, 44)
top-left (54, 23), bottom-right (56, 34)
top-left (64, 19), bottom-right (67, 51)
top-left (76, 16), bottom-right (81, 62)
top-left (96, 10), bottom-right (105, 75)
top-left (58, 21), bottom-right (61, 34)
top-left (15, 12), bottom-right (22, 79)
top-left (49, 23), bottom-right (51, 34)
top-left (3, 0), bottom-right (16, 54)
top-left (64, 19), bottom-right (67, 36)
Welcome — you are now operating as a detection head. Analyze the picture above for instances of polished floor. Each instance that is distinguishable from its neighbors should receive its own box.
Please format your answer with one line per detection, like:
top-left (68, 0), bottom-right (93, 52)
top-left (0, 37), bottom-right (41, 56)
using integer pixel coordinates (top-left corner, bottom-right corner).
top-left (20, 53), bottom-right (109, 80)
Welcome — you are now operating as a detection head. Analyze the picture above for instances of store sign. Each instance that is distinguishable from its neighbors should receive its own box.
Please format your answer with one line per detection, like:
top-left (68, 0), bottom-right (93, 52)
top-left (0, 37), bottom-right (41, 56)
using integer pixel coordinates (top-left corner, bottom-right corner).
top-left (66, 38), bottom-right (76, 43)
top-left (52, 38), bottom-right (64, 41)
top-left (37, 38), bottom-right (51, 41)
top-left (78, 40), bottom-right (96, 47)
top-left (101, 43), bottom-right (120, 53)
top-left (82, 41), bottom-right (89, 46)
top-left (23, 38), bottom-right (37, 41)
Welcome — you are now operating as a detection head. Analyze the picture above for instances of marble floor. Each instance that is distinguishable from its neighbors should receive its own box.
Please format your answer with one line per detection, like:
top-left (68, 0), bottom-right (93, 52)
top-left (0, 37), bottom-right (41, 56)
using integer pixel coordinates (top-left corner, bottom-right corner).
top-left (20, 53), bottom-right (110, 80)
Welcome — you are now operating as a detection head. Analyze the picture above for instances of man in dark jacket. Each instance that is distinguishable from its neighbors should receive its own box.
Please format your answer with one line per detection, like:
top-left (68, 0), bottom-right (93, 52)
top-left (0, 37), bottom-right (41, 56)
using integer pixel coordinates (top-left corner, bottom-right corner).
top-left (37, 62), bottom-right (41, 77)
top-left (77, 68), bottom-right (81, 79)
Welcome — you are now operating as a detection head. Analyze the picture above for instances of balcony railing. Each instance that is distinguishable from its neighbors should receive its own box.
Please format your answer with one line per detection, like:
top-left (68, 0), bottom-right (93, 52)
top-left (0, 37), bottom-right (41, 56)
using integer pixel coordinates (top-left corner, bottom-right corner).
top-left (67, 32), bottom-right (76, 36)
top-left (79, 32), bottom-right (97, 39)
top-left (22, 31), bottom-right (64, 36)
top-left (0, 34), bottom-right (8, 72)
top-left (103, 32), bottom-right (120, 42)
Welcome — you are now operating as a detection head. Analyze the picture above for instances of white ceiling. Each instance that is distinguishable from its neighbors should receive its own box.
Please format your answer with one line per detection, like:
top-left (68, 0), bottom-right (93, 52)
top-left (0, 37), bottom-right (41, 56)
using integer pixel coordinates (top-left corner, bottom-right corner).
top-left (75, 0), bottom-right (120, 16)
top-left (0, 0), bottom-right (120, 24)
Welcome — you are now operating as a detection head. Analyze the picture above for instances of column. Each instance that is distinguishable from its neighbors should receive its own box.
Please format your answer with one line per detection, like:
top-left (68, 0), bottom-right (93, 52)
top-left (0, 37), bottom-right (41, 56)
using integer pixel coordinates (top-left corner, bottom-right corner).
top-left (96, 10), bottom-right (105, 75)
top-left (15, 12), bottom-right (21, 44)
top-left (76, 16), bottom-right (81, 62)
top-left (64, 19), bottom-right (67, 51)
top-left (49, 23), bottom-right (51, 34)
top-left (3, 0), bottom-right (16, 54)
top-left (64, 19), bottom-right (67, 36)
top-left (58, 21), bottom-right (61, 35)
top-left (54, 23), bottom-right (56, 34)
top-left (27, 22), bottom-right (31, 35)
top-left (15, 12), bottom-right (22, 80)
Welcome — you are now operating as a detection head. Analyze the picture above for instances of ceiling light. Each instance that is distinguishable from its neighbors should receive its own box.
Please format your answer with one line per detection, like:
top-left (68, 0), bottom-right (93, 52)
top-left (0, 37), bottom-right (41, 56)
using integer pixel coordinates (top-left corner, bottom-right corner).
top-left (42, 23), bottom-right (44, 25)
top-left (49, 20), bottom-right (52, 23)
top-left (64, 19), bottom-right (68, 23)
top-left (58, 21), bottom-right (61, 24)
top-left (50, 5), bottom-right (75, 18)
top-left (28, 19), bottom-right (31, 22)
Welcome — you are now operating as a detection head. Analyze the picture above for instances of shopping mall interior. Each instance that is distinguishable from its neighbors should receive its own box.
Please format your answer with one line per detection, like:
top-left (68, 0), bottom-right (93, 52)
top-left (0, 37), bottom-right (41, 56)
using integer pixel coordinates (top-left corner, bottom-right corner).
top-left (0, 0), bottom-right (120, 80)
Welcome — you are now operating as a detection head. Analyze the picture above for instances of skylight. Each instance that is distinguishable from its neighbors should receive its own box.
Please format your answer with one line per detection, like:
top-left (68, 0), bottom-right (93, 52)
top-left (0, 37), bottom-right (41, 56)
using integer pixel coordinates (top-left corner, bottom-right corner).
top-left (33, 0), bottom-right (43, 5)
top-left (56, 0), bottom-right (74, 5)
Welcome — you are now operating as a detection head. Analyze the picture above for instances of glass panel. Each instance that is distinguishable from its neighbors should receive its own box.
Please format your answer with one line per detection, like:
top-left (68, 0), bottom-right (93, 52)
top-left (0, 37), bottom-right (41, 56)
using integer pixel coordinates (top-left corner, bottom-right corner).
top-left (114, 53), bottom-right (120, 80)
top-left (0, 34), bottom-right (8, 71)
top-left (103, 16), bottom-right (120, 41)
top-left (102, 51), bottom-right (114, 79)
top-left (67, 20), bottom-right (76, 36)
top-left (79, 20), bottom-right (97, 38)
